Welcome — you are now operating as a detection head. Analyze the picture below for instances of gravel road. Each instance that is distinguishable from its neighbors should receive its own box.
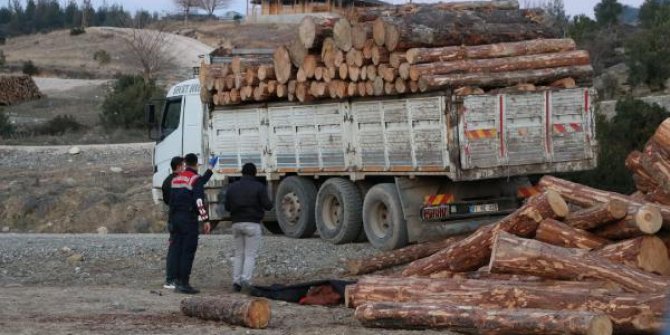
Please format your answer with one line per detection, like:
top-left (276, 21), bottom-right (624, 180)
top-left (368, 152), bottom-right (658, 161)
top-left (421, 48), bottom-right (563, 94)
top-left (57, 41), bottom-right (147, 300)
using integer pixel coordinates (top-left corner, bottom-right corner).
top-left (0, 233), bottom-right (452, 335)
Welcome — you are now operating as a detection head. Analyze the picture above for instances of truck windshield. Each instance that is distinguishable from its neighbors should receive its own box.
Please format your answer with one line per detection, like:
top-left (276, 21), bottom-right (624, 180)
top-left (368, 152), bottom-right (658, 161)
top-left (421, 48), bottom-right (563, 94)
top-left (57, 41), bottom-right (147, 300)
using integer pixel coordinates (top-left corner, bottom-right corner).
top-left (161, 98), bottom-right (182, 139)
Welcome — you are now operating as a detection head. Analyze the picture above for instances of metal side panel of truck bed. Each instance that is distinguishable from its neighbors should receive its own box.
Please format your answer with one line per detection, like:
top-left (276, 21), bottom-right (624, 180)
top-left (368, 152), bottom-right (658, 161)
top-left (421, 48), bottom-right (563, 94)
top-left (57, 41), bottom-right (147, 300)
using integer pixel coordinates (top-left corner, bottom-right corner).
top-left (207, 88), bottom-right (596, 181)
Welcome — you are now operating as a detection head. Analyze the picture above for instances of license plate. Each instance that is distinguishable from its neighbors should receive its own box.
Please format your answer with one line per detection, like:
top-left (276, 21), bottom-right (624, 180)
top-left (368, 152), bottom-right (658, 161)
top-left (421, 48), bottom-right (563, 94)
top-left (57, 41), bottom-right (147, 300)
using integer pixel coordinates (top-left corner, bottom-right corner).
top-left (421, 206), bottom-right (451, 221)
top-left (469, 203), bottom-right (498, 213)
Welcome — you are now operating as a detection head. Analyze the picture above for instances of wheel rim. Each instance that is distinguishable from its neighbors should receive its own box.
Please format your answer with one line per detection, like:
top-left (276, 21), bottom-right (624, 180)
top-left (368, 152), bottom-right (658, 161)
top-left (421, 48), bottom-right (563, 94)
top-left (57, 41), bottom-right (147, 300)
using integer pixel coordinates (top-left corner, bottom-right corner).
top-left (369, 201), bottom-right (391, 239)
top-left (322, 194), bottom-right (343, 231)
top-left (281, 192), bottom-right (301, 226)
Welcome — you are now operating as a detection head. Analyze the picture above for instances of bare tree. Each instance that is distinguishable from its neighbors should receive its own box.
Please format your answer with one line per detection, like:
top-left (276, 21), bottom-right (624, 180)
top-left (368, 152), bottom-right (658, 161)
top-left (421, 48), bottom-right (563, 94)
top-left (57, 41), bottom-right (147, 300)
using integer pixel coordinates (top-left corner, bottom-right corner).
top-left (122, 23), bottom-right (175, 82)
top-left (174, 0), bottom-right (197, 25)
top-left (199, 0), bottom-right (231, 17)
top-left (81, 0), bottom-right (92, 27)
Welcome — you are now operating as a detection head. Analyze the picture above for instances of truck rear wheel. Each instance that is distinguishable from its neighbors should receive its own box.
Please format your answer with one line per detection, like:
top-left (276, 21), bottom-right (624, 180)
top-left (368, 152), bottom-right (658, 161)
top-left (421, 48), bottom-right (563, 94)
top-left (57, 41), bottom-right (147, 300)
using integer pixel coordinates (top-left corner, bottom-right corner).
top-left (363, 183), bottom-right (409, 250)
top-left (315, 178), bottom-right (363, 244)
top-left (276, 176), bottom-right (317, 238)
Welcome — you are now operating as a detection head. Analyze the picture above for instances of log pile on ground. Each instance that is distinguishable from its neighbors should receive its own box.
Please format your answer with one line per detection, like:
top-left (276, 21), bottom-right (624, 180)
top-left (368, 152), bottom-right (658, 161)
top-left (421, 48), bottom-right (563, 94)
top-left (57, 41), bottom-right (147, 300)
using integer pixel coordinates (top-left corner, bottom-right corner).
top-left (343, 120), bottom-right (670, 333)
top-left (0, 75), bottom-right (43, 105)
top-left (198, 0), bottom-right (593, 105)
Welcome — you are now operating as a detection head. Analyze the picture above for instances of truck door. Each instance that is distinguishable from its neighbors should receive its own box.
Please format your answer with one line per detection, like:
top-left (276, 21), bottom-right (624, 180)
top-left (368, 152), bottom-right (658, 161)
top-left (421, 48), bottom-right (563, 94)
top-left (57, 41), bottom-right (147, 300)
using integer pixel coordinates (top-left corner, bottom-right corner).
top-left (181, 95), bottom-right (203, 161)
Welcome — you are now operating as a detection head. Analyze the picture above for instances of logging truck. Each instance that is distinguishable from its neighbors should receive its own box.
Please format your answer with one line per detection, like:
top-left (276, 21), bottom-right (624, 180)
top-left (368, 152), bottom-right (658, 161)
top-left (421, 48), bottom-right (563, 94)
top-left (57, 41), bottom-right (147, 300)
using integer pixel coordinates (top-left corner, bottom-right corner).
top-left (147, 78), bottom-right (597, 250)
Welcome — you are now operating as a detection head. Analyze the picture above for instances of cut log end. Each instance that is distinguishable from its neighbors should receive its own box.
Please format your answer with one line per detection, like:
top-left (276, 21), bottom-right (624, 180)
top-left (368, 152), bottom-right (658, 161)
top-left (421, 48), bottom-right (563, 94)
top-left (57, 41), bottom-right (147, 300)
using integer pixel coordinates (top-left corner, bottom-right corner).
top-left (333, 18), bottom-right (353, 51)
top-left (608, 199), bottom-right (629, 220)
top-left (546, 189), bottom-right (569, 218)
top-left (639, 236), bottom-right (670, 274)
top-left (588, 315), bottom-right (614, 335)
top-left (248, 299), bottom-right (272, 329)
top-left (636, 205), bottom-right (663, 234)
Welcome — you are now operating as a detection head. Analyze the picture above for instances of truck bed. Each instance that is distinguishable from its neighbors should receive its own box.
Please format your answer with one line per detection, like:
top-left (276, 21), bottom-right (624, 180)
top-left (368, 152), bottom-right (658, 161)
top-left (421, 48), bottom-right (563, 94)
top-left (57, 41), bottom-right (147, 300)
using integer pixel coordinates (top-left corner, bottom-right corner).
top-left (208, 88), bottom-right (596, 181)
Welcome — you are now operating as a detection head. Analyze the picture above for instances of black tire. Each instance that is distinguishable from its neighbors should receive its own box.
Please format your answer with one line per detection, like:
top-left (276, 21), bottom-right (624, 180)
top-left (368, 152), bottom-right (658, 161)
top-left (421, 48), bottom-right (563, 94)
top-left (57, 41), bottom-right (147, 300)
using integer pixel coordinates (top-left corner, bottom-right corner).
top-left (315, 178), bottom-right (363, 244)
top-left (262, 221), bottom-right (284, 234)
top-left (276, 176), bottom-right (317, 238)
top-left (354, 181), bottom-right (374, 243)
top-left (362, 183), bottom-right (409, 250)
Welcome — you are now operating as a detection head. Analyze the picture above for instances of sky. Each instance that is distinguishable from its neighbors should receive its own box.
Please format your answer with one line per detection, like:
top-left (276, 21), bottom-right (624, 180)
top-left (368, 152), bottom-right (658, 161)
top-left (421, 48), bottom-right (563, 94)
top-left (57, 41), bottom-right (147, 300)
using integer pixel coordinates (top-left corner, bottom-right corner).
top-left (107, 0), bottom-right (645, 18)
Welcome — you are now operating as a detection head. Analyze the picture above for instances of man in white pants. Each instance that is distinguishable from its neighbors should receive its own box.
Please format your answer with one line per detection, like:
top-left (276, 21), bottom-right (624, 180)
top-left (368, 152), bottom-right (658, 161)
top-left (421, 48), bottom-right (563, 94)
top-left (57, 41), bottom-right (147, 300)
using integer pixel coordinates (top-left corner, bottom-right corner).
top-left (225, 163), bottom-right (273, 292)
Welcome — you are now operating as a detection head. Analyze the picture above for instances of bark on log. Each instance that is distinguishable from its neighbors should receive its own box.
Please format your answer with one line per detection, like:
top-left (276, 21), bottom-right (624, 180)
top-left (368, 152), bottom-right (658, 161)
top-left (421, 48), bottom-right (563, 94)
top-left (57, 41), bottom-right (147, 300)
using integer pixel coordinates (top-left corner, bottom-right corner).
top-left (489, 231), bottom-right (670, 293)
top-left (535, 218), bottom-right (610, 250)
top-left (538, 175), bottom-right (670, 229)
top-left (298, 16), bottom-right (336, 50)
top-left (652, 118), bottom-right (670, 155)
top-left (640, 148), bottom-right (670, 194)
top-left (418, 65), bottom-right (594, 92)
top-left (381, 9), bottom-right (558, 52)
top-left (345, 276), bottom-right (663, 334)
top-left (405, 38), bottom-right (576, 65)
top-left (349, 0), bottom-right (521, 22)
top-left (180, 295), bottom-right (271, 329)
top-left (593, 236), bottom-right (670, 275)
top-left (355, 303), bottom-right (613, 335)
top-left (645, 187), bottom-right (670, 206)
top-left (273, 46), bottom-right (293, 84)
top-left (402, 190), bottom-right (568, 276)
top-left (410, 50), bottom-right (590, 82)
top-left (627, 151), bottom-right (657, 193)
top-left (564, 199), bottom-right (628, 230)
top-left (333, 18), bottom-right (353, 52)
top-left (591, 205), bottom-right (662, 240)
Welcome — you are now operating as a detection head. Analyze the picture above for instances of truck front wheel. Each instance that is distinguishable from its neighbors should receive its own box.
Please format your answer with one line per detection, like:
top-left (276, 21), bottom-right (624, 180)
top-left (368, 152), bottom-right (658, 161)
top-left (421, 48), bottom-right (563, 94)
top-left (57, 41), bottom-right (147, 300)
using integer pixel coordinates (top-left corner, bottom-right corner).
top-left (315, 178), bottom-right (363, 244)
top-left (276, 176), bottom-right (317, 238)
top-left (363, 183), bottom-right (408, 250)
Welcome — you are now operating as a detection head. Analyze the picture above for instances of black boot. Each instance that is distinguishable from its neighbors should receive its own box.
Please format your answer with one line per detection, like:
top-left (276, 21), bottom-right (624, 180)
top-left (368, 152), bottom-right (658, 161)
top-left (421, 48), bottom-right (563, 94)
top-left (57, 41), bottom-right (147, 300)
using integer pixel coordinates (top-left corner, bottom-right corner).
top-left (176, 280), bottom-right (200, 294)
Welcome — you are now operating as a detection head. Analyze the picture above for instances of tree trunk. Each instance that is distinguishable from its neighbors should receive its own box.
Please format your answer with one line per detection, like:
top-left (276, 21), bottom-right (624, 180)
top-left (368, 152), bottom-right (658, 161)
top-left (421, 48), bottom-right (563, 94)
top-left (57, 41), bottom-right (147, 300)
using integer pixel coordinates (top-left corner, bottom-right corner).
top-left (419, 65), bottom-right (593, 92)
top-left (489, 231), bottom-right (670, 293)
top-left (534, 218), bottom-right (610, 250)
top-left (298, 16), bottom-right (336, 50)
top-left (593, 236), bottom-right (670, 275)
top-left (564, 199), bottom-right (628, 230)
top-left (180, 296), bottom-right (271, 329)
top-left (591, 205), bottom-right (662, 240)
top-left (538, 175), bottom-right (670, 228)
top-left (402, 190), bottom-right (568, 276)
top-left (405, 38), bottom-right (576, 65)
top-left (355, 302), bottom-right (612, 335)
top-left (273, 46), bottom-right (294, 84)
top-left (409, 50), bottom-right (590, 81)
top-left (381, 9), bottom-right (558, 52)
top-left (345, 277), bottom-right (664, 334)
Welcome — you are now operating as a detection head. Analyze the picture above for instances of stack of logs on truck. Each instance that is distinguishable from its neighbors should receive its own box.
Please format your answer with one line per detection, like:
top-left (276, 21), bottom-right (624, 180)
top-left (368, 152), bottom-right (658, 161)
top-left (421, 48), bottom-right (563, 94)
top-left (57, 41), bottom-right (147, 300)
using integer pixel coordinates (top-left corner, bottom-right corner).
top-left (341, 119), bottom-right (670, 334)
top-left (198, 0), bottom-right (593, 105)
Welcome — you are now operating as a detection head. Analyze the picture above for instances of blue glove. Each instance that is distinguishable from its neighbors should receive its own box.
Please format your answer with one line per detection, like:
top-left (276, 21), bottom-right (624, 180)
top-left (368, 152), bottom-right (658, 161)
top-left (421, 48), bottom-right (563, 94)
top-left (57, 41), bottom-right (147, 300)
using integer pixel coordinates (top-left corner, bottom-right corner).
top-left (208, 155), bottom-right (219, 169)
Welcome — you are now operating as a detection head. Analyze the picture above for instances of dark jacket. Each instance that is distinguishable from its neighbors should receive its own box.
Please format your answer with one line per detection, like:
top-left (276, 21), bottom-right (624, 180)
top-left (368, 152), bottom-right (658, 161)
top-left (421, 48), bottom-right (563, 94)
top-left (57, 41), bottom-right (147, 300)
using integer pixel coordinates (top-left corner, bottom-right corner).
top-left (225, 176), bottom-right (273, 224)
top-left (169, 167), bottom-right (213, 221)
top-left (161, 173), bottom-right (178, 206)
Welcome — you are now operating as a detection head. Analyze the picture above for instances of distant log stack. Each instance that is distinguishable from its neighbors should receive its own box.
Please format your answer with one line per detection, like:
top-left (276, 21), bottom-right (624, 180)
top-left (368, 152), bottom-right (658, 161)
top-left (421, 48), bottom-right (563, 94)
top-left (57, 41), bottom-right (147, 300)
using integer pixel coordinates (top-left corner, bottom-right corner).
top-left (0, 75), bottom-right (44, 105)
top-left (198, 0), bottom-right (593, 106)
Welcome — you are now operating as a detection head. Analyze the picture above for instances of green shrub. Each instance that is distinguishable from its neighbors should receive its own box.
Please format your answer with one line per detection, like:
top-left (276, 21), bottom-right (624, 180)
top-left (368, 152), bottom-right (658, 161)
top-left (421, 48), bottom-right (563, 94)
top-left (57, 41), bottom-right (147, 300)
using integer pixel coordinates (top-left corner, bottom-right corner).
top-left (93, 49), bottom-right (111, 65)
top-left (100, 75), bottom-right (165, 129)
top-left (70, 27), bottom-right (86, 36)
top-left (0, 110), bottom-right (14, 138)
top-left (22, 60), bottom-right (39, 76)
top-left (563, 98), bottom-right (668, 194)
top-left (36, 115), bottom-right (83, 136)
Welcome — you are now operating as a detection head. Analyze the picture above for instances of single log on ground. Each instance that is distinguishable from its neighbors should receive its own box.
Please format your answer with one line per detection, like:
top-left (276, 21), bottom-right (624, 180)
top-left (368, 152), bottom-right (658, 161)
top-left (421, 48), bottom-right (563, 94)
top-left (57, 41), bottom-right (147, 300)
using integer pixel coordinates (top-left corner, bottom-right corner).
top-left (381, 9), bottom-right (558, 52)
top-left (489, 231), bottom-right (670, 293)
top-left (591, 205), bottom-right (662, 240)
top-left (418, 65), bottom-right (594, 92)
top-left (402, 190), bottom-right (568, 276)
top-left (593, 236), bottom-right (670, 275)
top-left (333, 18), bottom-right (353, 52)
top-left (355, 302), bottom-right (613, 335)
top-left (535, 218), bottom-right (609, 249)
top-left (345, 277), bottom-right (663, 334)
top-left (273, 46), bottom-right (293, 84)
top-left (410, 50), bottom-right (590, 81)
top-left (539, 175), bottom-right (670, 228)
top-left (298, 16), bottom-right (336, 49)
top-left (405, 38), bottom-right (576, 65)
top-left (180, 295), bottom-right (271, 329)
top-left (565, 199), bottom-right (628, 230)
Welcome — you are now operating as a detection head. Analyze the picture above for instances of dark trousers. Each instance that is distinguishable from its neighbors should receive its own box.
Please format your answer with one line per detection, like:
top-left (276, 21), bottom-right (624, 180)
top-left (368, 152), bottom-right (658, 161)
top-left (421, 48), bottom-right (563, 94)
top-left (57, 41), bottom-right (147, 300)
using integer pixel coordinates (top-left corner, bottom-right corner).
top-left (165, 211), bottom-right (199, 285)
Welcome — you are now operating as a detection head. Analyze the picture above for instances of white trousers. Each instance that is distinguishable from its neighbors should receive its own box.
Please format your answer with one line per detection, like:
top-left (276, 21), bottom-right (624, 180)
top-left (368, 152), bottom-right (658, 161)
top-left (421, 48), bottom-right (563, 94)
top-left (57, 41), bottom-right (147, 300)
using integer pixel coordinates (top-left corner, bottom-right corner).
top-left (232, 222), bottom-right (262, 285)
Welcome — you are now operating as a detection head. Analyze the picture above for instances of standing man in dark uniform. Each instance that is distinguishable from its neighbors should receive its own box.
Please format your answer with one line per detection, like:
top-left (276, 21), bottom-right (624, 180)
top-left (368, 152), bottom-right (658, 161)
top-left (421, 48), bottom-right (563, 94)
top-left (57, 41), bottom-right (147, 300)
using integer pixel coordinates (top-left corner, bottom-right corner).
top-left (162, 156), bottom-right (184, 289)
top-left (168, 153), bottom-right (218, 294)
